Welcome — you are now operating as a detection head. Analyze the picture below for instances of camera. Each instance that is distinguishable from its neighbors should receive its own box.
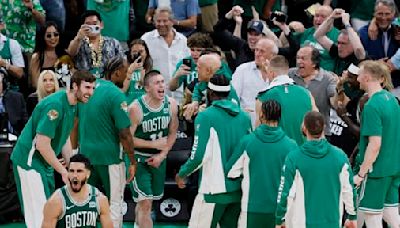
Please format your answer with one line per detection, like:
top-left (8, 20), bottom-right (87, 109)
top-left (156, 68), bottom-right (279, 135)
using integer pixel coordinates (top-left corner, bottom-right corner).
top-left (270, 11), bottom-right (287, 23)
top-left (87, 25), bottom-right (101, 34)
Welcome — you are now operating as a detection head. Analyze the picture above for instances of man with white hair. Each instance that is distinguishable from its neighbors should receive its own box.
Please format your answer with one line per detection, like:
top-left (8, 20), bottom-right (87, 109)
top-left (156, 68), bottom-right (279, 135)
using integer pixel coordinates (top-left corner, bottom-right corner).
top-left (231, 38), bottom-right (277, 126)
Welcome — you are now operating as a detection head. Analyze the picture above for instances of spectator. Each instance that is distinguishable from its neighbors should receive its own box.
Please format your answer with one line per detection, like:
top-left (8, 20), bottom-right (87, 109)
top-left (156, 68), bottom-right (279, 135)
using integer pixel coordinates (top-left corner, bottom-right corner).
top-left (183, 54), bottom-right (239, 121)
top-left (176, 74), bottom-right (252, 228)
top-left (141, 7), bottom-right (191, 102)
top-left (67, 10), bottom-right (125, 78)
top-left (0, 68), bottom-right (28, 136)
top-left (87, 0), bottom-right (130, 45)
top-left (145, 0), bottom-right (199, 36)
top-left (26, 70), bottom-right (60, 116)
top-left (199, 0), bottom-right (218, 32)
top-left (256, 55), bottom-right (316, 145)
top-left (288, 46), bottom-right (337, 138)
top-left (30, 22), bottom-right (66, 89)
top-left (314, 9), bottom-right (366, 75)
top-left (0, 0), bottom-right (45, 54)
top-left (354, 60), bottom-right (400, 228)
top-left (358, 0), bottom-right (398, 61)
top-left (232, 38), bottom-right (277, 126)
top-left (40, 0), bottom-right (66, 32)
top-left (76, 57), bottom-right (136, 228)
top-left (123, 39), bottom-right (153, 104)
top-left (226, 100), bottom-right (298, 228)
top-left (169, 33), bottom-right (214, 94)
top-left (0, 14), bottom-right (25, 91)
top-left (275, 111), bottom-right (357, 228)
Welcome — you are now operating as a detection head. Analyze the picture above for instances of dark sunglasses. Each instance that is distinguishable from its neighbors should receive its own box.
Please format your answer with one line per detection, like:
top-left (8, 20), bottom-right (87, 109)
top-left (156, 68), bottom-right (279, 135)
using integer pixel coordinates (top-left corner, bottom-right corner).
top-left (45, 32), bottom-right (59, 39)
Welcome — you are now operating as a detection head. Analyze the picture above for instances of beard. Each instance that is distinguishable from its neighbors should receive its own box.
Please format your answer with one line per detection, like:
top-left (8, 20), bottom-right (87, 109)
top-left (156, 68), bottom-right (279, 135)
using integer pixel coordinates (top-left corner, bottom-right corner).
top-left (69, 177), bottom-right (87, 193)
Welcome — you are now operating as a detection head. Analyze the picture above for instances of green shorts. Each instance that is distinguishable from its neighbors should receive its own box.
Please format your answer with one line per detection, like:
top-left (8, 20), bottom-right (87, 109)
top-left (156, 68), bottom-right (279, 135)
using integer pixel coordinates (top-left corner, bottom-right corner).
top-left (358, 174), bottom-right (400, 213)
top-left (131, 154), bottom-right (166, 202)
top-left (238, 212), bottom-right (275, 228)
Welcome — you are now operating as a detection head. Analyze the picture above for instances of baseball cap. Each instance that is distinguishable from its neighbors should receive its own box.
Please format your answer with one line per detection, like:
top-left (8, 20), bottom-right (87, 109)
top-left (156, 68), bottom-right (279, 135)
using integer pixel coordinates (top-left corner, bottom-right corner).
top-left (247, 20), bottom-right (264, 35)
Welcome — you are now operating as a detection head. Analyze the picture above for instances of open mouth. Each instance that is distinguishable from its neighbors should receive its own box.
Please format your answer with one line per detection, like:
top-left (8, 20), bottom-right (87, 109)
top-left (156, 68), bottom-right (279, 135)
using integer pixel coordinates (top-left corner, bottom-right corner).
top-left (157, 89), bottom-right (164, 96)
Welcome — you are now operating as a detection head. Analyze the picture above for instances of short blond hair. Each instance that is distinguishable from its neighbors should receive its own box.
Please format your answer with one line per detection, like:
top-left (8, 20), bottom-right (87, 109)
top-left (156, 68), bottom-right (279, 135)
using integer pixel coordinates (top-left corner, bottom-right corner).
top-left (36, 70), bottom-right (60, 100)
top-left (360, 60), bottom-right (393, 90)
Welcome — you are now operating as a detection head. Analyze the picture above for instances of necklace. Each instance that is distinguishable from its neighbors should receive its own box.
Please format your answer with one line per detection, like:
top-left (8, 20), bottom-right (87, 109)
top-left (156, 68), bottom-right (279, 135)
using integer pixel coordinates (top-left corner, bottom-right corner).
top-left (85, 36), bottom-right (104, 68)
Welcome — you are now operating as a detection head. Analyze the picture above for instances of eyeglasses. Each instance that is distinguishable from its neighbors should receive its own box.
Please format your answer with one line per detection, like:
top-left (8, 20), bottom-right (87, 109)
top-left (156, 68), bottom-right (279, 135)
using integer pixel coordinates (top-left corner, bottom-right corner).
top-left (45, 32), bottom-right (59, 39)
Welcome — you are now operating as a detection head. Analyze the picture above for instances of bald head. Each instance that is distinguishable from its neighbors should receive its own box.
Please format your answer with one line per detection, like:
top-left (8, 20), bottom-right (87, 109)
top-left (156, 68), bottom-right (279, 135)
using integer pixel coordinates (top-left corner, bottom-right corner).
top-left (314, 5), bottom-right (333, 27)
top-left (197, 54), bottom-right (221, 82)
top-left (255, 38), bottom-right (278, 66)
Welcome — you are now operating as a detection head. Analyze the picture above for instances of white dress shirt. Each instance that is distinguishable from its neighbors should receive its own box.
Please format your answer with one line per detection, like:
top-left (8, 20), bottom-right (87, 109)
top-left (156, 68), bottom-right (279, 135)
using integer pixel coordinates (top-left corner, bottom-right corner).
top-left (232, 61), bottom-right (269, 126)
top-left (0, 34), bottom-right (25, 67)
top-left (141, 29), bottom-right (190, 102)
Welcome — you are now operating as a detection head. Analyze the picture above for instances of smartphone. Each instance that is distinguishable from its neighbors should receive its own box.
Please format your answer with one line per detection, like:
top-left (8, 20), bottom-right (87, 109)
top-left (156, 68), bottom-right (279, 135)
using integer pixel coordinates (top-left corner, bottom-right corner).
top-left (183, 58), bottom-right (192, 68)
top-left (132, 53), bottom-right (142, 63)
top-left (270, 11), bottom-right (287, 23)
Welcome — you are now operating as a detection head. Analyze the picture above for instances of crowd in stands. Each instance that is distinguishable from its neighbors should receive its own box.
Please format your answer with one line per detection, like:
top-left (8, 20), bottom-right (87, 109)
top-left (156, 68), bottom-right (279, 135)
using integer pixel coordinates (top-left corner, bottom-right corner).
top-left (1, 0), bottom-right (400, 227)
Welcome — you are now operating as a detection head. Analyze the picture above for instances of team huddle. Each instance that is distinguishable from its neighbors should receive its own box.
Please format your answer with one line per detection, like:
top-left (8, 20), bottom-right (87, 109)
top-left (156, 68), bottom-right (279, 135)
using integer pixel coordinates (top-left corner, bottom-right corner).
top-left (8, 55), bottom-right (400, 228)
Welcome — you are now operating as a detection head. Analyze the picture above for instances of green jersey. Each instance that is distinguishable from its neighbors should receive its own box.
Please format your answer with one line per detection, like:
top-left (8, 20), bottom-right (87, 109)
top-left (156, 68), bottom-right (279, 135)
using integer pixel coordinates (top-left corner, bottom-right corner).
top-left (125, 70), bottom-right (145, 105)
top-left (276, 139), bottom-right (357, 227)
top-left (227, 125), bottom-right (298, 214)
top-left (257, 80), bottom-right (312, 145)
top-left (358, 89), bottom-right (400, 177)
top-left (179, 99), bottom-right (252, 203)
top-left (78, 79), bottom-right (131, 165)
top-left (295, 27), bottom-right (340, 72)
top-left (57, 185), bottom-right (100, 228)
top-left (11, 90), bottom-right (76, 170)
top-left (134, 95), bottom-right (171, 155)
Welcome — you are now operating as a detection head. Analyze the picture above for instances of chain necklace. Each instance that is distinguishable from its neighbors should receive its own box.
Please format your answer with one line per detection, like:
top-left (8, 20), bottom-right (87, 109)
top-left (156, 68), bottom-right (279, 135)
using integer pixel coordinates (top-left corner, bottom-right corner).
top-left (85, 36), bottom-right (104, 68)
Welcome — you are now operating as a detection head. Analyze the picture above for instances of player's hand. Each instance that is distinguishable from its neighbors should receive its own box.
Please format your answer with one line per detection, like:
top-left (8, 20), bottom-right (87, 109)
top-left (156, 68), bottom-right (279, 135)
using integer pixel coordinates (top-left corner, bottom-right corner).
top-left (153, 137), bottom-right (167, 151)
top-left (183, 102), bottom-right (199, 121)
top-left (146, 153), bottom-right (166, 168)
top-left (126, 163), bottom-right (137, 183)
top-left (175, 174), bottom-right (186, 189)
top-left (353, 174), bottom-right (364, 187)
top-left (344, 219), bottom-right (357, 228)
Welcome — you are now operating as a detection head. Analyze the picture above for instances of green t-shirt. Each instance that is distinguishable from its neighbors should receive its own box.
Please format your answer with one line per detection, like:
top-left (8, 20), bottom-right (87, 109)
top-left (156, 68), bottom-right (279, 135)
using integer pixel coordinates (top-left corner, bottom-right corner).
top-left (78, 79), bottom-right (131, 165)
top-left (11, 90), bottom-right (76, 170)
top-left (295, 27), bottom-right (340, 72)
top-left (134, 95), bottom-right (171, 155)
top-left (173, 56), bottom-right (199, 90)
top-left (56, 185), bottom-right (100, 228)
top-left (0, 0), bottom-right (45, 53)
top-left (257, 84), bottom-right (312, 145)
top-left (232, 0), bottom-right (281, 18)
top-left (87, 0), bottom-right (130, 42)
top-left (358, 89), bottom-right (400, 177)
top-left (350, 0), bottom-right (375, 21)
top-left (125, 70), bottom-right (145, 105)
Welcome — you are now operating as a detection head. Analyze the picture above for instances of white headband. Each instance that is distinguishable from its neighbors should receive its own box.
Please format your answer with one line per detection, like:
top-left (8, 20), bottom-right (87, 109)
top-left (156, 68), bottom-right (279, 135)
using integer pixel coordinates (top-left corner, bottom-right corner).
top-left (208, 82), bottom-right (231, 92)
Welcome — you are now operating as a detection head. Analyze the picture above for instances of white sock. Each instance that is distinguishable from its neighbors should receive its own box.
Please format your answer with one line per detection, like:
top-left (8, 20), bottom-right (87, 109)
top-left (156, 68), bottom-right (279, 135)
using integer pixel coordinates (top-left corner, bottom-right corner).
top-left (383, 206), bottom-right (400, 227)
top-left (364, 212), bottom-right (383, 228)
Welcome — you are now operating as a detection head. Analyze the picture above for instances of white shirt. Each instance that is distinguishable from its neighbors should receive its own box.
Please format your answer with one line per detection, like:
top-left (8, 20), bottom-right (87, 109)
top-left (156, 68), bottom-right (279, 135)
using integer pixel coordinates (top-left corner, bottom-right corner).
top-left (232, 61), bottom-right (269, 126)
top-left (0, 34), bottom-right (25, 67)
top-left (141, 29), bottom-right (190, 102)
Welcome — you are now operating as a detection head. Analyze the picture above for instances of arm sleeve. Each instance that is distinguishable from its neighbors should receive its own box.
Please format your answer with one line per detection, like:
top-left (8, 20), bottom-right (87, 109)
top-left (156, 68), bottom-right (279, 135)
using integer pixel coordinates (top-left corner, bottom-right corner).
top-left (36, 103), bottom-right (62, 139)
top-left (231, 68), bottom-right (243, 99)
top-left (339, 161), bottom-right (357, 220)
top-left (187, 0), bottom-right (200, 17)
top-left (275, 154), bottom-right (297, 225)
top-left (329, 44), bottom-right (339, 58)
top-left (178, 113), bottom-right (210, 177)
top-left (212, 17), bottom-right (246, 53)
top-left (192, 82), bottom-right (204, 102)
top-left (9, 40), bottom-right (25, 67)
top-left (360, 105), bottom-right (382, 137)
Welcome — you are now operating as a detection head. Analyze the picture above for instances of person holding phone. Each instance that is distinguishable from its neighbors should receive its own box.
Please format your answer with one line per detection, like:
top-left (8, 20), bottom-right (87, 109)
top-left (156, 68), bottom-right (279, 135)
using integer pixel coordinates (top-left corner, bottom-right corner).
top-left (67, 10), bottom-right (125, 79)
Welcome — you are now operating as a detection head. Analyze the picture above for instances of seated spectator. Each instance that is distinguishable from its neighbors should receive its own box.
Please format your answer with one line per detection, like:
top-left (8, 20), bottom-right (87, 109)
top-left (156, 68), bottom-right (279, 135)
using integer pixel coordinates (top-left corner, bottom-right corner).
top-left (145, 0), bottom-right (199, 36)
top-left (0, 68), bottom-right (28, 136)
top-left (123, 39), bottom-right (153, 104)
top-left (169, 33), bottom-right (214, 94)
top-left (314, 9), bottom-right (366, 75)
top-left (26, 70), bottom-right (60, 116)
top-left (0, 14), bottom-right (25, 91)
top-left (288, 46), bottom-right (337, 138)
top-left (141, 7), bottom-right (191, 102)
top-left (54, 54), bottom-right (76, 88)
top-left (67, 10), bottom-right (125, 78)
top-left (30, 21), bottom-right (66, 89)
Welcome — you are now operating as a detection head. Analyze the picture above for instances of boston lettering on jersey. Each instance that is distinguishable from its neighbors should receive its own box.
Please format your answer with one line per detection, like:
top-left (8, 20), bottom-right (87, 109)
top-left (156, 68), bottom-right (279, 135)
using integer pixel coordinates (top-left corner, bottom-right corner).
top-left (142, 116), bottom-right (170, 133)
top-left (64, 211), bottom-right (98, 228)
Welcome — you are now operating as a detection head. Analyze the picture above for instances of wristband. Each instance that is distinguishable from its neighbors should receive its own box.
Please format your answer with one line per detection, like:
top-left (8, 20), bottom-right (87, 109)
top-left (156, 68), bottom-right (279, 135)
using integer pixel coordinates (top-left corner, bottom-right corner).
top-left (357, 173), bottom-right (365, 179)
